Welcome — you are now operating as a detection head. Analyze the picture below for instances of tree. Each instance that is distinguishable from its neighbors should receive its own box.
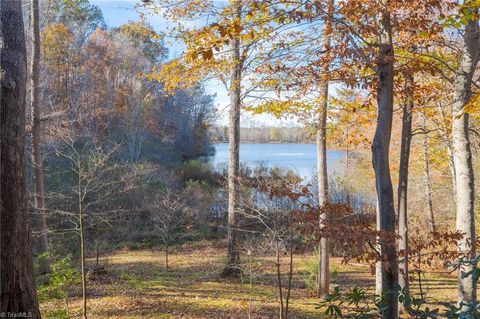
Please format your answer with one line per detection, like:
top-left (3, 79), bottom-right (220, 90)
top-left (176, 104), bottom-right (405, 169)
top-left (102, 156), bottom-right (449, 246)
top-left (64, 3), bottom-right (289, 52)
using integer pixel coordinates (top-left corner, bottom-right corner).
top-left (397, 72), bottom-right (413, 299)
top-left (420, 114), bottom-right (436, 234)
top-left (371, 1), bottom-right (398, 317)
top-left (224, 0), bottom-right (243, 276)
top-left (149, 0), bottom-right (274, 276)
top-left (31, 0), bottom-right (50, 268)
top-left (317, 0), bottom-right (334, 298)
top-left (450, 2), bottom-right (479, 306)
top-left (147, 189), bottom-right (190, 270)
top-left (113, 21), bottom-right (167, 64)
top-left (54, 0), bottom-right (106, 45)
top-left (51, 137), bottom-right (126, 319)
top-left (240, 169), bottom-right (302, 319)
top-left (0, 0), bottom-right (41, 316)
top-left (392, 2), bottom-right (462, 302)
top-left (241, 1), bottom-right (339, 295)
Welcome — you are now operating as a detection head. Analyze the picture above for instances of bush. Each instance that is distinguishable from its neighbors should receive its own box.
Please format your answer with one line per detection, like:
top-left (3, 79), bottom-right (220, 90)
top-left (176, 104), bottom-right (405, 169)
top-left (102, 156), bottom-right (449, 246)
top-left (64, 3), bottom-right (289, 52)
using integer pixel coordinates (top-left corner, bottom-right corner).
top-left (176, 160), bottom-right (220, 186)
top-left (299, 257), bottom-right (318, 291)
top-left (38, 254), bottom-right (80, 302)
top-left (38, 254), bottom-right (81, 319)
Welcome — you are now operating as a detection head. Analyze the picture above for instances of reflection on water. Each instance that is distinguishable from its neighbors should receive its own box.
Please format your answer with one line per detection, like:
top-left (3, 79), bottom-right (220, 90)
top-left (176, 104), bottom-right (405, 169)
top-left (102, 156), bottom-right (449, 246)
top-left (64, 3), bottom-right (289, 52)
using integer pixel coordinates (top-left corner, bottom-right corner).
top-left (209, 143), bottom-right (346, 181)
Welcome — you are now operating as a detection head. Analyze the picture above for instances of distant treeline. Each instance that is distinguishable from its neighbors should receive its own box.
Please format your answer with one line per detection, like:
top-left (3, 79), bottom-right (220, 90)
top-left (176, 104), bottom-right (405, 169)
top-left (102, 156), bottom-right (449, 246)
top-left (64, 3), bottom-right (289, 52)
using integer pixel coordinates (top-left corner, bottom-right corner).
top-left (211, 126), bottom-right (314, 143)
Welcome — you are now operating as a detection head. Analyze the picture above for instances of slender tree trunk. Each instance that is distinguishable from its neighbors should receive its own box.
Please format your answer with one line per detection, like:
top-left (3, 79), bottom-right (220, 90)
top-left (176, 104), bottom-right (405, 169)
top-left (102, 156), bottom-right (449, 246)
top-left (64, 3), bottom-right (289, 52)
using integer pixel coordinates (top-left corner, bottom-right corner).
top-left (165, 244), bottom-right (169, 271)
top-left (420, 115), bottom-right (435, 234)
top-left (397, 72), bottom-right (413, 301)
top-left (30, 0), bottom-right (49, 264)
top-left (79, 209), bottom-right (87, 319)
top-left (0, 1), bottom-right (41, 316)
top-left (247, 253), bottom-right (253, 319)
top-left (437, 102), bottom-right (457, 199)
top-left (316, 0), bottom-right (333, 299)
top-left (285, 242), bottom-right (293, 319)
top-left (95, 240), bottom-right (99, 266)
top-left (78, 162), bottom-right (88, 319)
top-left (451, 14), bottom-right (479, 306)
top-left (372, 2), bottom-right (398, 318)
top-left (316, 94), bottom-right (330, 298)
top-left (223, 0), bottom-right (242, 277)
top-left (275, 240), bottom-right (284, 319)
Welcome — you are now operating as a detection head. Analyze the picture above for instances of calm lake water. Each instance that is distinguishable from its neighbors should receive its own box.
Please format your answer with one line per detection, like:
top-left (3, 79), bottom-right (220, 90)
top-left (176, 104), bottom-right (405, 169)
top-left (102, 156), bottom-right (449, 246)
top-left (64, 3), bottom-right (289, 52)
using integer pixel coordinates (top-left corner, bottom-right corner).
top-left (210, 143), bottom-right (346, 181)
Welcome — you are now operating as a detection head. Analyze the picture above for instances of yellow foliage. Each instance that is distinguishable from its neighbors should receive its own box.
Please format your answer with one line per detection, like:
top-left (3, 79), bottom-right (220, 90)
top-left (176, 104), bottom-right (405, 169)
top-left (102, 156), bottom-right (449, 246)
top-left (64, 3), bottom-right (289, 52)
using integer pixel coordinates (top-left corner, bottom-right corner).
top-left (465, 93), bottom-right (479, 116)
top-left (246, 100), bottom-right (313, 119)
top-left (42, 23), bottom-right (74, 72)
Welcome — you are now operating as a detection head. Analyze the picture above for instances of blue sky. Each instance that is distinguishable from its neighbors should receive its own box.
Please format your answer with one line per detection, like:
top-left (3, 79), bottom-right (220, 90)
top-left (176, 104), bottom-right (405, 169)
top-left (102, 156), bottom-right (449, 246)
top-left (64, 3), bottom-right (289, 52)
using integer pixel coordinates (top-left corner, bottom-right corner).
top-left (91, 0), bottom-right (289, 126)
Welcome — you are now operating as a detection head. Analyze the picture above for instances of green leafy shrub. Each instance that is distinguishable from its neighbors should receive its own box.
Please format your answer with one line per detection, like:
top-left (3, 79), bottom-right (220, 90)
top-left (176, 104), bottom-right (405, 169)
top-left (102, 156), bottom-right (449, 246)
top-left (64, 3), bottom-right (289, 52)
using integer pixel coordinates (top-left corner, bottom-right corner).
top-left (317, 286), bottom-right (385, 318)
top-left (38, 254), bottom-right (81, 318)
top-left (299, 258), bottom-right (318, 291)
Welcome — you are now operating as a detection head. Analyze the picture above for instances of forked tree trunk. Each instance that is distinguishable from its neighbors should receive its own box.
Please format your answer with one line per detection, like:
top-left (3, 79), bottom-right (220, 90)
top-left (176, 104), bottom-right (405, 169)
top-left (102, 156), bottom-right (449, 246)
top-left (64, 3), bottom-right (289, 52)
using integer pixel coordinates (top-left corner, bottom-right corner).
top-left (223, 0), bottom-right (242, 277)
top-left (397, 72), bottom-right (413, 300)
top-left (372, 2), bottom-right (398, 318)
top-left (420, 115), bottom-right (435, 234)
top-left (316, 0), bottom-right (333, 299)
top-left (0, 1), bottom-right (41, 316)
top-left (30, 0), bottom-right (50, 263)
top-left (451, 14), bottom-right (479, 306)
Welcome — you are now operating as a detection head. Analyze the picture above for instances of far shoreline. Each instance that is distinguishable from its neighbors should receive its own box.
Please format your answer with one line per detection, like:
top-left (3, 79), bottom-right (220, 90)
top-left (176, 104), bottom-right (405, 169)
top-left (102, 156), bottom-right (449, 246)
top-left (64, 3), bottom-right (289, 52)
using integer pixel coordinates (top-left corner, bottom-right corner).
top-left (211, 141), bottom-right (369, 157)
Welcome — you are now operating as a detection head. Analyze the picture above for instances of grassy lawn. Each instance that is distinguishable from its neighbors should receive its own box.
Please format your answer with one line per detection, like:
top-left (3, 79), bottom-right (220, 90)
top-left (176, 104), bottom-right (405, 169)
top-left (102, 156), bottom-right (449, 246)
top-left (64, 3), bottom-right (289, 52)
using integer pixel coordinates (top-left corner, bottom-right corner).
top-left (40, 241), bottom-right (457, 318)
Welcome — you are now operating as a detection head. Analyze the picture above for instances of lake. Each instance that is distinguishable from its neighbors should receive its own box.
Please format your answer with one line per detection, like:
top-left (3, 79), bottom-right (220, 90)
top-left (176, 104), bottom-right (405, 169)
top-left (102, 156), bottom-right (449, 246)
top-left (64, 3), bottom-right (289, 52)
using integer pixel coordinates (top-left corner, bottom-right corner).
top-left (210, 143), bottom-right (346, 181)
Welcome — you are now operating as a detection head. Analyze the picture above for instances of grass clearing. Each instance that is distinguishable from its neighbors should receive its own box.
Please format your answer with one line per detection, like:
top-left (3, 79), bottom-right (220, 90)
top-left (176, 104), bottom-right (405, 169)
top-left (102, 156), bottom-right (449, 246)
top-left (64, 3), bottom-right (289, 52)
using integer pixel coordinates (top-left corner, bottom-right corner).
top-left (40, 241), bottom-right (457, 318)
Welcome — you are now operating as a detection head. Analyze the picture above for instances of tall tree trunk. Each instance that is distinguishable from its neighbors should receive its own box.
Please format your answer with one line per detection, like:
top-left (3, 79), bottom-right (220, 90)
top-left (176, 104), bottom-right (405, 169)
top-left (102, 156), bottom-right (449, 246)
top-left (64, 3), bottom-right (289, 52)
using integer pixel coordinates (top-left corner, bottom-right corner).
top-left (78, 165), bottom-right (87, 319)
top-left (79, 212), bottom-right (87, 319)
top-left (451, 13), bottom-right (479, 306)
top-left (275, 240), bottom-right (284, 319)
top-left (397, 72), bottom-right (413, 301)
top-left (223, 1), bottom-right (242, 277)
top-left (372, 2), bottom-right (398, 318)
top-left (30, 0), bottom-right (49, 263)
top-left (316, 0), bottom-right (333, 299)
top-left (0, 1), bottom-right (41, 316)
top-left (420, 115), bottom-right (435, 234)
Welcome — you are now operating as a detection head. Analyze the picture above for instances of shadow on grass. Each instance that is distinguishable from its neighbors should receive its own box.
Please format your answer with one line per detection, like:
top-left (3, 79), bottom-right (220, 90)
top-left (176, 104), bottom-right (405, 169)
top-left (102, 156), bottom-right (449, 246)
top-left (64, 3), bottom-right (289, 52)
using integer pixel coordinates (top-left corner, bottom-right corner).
top-left (84, 253), bottom-right (322, 318)
top-left (77, 251), bottom-right (457, 318)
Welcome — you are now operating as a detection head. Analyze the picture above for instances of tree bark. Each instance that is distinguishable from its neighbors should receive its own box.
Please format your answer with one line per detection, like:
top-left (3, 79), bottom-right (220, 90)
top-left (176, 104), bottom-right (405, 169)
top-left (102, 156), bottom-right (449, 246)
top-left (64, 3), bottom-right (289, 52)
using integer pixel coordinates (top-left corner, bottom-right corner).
top-left (30, 0), bottom-right (49, 262)
top-left (78, 163), bottom-right (88, 319)
top-left (223, 0), bottom-right (242, 277)
top-left (0, 0), bottom-right (41, 316)
top-left (316, 0), bottom-right (333, 299)
top-left (80, 212), bottom-right (87, 319)
top-left (372, 2), bottom-right (398, 318)
top-left (397, 72), bottom-right (413, 300)
top-left (165, 244), bottom-right (169, 271)
top-left (451, 13), bottom-right (479, 306)
top-left (275, 240), bottom-right (284, 319)
top-left (420, 115), bottom-right (435, 234)
top-left (437, 102), bottom-right (457, 199)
